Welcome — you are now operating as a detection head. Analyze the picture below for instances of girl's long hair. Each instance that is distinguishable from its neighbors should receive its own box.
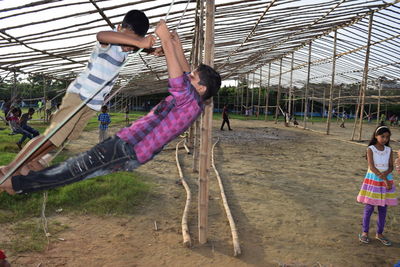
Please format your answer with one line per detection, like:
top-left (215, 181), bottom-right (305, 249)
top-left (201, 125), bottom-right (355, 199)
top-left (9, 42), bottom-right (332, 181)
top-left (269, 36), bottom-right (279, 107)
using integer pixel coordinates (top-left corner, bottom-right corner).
top-left (368, 126), bottom-right (391, 147)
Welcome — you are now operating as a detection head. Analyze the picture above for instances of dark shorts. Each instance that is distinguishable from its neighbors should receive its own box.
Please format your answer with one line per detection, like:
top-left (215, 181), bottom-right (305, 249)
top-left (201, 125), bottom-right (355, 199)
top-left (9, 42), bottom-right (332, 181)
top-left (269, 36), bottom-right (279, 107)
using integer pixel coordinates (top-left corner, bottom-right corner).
top-left (12, 136), bottom-right (140, 194)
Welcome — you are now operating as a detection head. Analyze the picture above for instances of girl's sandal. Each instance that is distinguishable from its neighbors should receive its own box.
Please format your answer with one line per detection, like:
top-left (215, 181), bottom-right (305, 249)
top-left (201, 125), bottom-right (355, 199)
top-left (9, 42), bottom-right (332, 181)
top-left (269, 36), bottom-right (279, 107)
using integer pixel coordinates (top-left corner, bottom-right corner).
top-left (376, 236), bottom-right (392, 246)
top-left (359, 234), bottom-right (370, 244)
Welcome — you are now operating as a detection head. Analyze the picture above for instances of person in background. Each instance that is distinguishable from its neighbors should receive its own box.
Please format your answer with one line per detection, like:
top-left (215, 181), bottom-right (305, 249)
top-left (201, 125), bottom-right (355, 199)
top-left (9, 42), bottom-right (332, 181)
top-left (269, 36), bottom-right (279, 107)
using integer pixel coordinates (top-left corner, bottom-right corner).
top-left (220, 104), bottom-right (232, 131)
top-left (124, 105), bottom-right (130, 126)
top-left (20, 108), bottom-right (39, 139)
top-left (98, 105), bottom-right (111, 143)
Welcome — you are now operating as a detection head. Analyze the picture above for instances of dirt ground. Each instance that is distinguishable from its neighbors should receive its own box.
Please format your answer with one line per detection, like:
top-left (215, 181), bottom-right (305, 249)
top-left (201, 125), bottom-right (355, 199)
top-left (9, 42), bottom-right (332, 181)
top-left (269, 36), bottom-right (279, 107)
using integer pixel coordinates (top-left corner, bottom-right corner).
top-left (3, 118), bottom-right (400, 267)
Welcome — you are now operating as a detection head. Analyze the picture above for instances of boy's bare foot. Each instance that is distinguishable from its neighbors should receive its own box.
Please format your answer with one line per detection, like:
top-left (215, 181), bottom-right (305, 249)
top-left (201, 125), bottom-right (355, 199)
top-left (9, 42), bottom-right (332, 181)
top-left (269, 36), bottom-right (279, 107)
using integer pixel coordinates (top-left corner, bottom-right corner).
top-left (0, 167), bottom-right (16, 195)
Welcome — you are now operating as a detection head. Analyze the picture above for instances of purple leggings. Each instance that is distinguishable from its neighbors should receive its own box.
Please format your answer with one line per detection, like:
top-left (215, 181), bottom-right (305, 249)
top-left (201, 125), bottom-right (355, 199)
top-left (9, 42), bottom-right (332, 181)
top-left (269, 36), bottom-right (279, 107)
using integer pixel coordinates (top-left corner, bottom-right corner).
top-left (362, 204), bottom-right (387, 234)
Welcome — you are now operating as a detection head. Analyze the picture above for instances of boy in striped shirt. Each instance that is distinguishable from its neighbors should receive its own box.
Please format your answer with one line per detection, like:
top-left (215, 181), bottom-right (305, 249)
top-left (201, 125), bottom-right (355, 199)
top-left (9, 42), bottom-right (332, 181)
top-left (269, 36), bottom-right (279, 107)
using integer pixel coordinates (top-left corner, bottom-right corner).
top-left (0, 10), bottom-right (156, 179)
top-left (0, 20), bottom-right (221, 195)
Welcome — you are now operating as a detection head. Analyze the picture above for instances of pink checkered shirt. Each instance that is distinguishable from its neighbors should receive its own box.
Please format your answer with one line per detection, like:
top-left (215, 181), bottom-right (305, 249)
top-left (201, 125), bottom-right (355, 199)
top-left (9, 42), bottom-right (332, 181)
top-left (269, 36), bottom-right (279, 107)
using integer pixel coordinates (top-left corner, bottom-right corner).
top-left (116, 73), bottom-right (203, 163)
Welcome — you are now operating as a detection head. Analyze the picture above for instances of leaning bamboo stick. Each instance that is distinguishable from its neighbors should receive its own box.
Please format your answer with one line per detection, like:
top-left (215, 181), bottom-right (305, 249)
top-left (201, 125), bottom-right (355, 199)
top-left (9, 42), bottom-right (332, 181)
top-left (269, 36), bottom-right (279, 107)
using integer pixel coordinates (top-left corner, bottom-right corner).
top-left (175, 139), bottom-right (192, 248)
top-left (211, 138), bottom-right (241, 257)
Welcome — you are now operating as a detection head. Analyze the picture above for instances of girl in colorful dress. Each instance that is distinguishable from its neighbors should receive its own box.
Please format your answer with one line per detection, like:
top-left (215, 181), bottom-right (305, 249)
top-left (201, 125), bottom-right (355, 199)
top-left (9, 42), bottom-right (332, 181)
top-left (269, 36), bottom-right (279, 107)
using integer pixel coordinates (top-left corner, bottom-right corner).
top-left (357, 126), bottom-right (397, 246)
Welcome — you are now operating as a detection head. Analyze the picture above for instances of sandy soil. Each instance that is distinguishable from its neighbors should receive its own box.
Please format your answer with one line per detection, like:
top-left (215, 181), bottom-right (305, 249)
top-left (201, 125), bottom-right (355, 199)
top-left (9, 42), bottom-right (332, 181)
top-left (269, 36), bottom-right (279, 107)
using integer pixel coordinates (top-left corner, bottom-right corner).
top-left (2, 118), bottom-right (400, 267)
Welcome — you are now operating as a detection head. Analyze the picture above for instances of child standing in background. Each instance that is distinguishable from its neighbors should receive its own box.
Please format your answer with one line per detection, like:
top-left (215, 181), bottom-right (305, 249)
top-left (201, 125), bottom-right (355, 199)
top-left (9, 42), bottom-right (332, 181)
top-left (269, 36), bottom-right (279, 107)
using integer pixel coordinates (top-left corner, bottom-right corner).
top-left (98, 105), bottom-right (111, 143)
top-left (357, 126), bottom-right (397, 246)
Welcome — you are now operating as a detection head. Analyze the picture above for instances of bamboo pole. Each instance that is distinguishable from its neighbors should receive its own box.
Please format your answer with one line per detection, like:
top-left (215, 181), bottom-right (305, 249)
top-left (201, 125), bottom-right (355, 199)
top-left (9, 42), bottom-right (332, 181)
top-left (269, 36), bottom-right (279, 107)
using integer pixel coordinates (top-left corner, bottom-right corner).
top-left (303, 42), bottom-right (312, 128)
top-left (326, 29), bottom-right (337, 135)
top-left (211, 139), bottom-right (241, 256)
top-left (192, 0), bottom-right (205, 173)
top-left (351, 83), bottom-right (362, 140)
top-left (245, 74), bottom-right (249, 113)
top-left (377, 80), bottom-right (382, 125)
top-left (198, 0), bottom-right (215, 245)
top-left (251, 72), bottom-right (254, 116)
top-left (264, 63), bottom-right (271, 121)
top-left (274, 57), bottom-right (282, 124)
top-left (336, 85), bottom-right (341, 123)
top-left (175, 140), bottom-right (192, 247)
top-left (257, 67), bottom-right (262, 118)
top-left (357, 12), bottom-right (374, 141)
top-left (288, 52), bottom-right (294, 118)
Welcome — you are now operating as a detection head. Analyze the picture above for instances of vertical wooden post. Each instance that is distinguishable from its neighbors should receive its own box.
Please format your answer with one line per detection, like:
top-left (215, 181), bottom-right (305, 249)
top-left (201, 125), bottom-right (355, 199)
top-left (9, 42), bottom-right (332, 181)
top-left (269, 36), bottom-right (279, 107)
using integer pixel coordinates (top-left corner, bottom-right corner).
top-left (336, 85), bottom-right (341, 122)
top-left (251, 73), bottom-right (254, 116)
top-left (245, 74), bottom-right (249, 113)
top-left (288, 52), bottom-right (294, 118)
top-left (198, 0), bottom-right (215, 245)
top-left (192, 0), bottom-right (205, 173)
top-left (303, 42), bottom-right (312, 128)
top-left (377, 79), bottom-right (382, 125)
top-left (351, 83), bottom-right (362, 140)
top-left (240, 77), bottom-right (244, 114)
top-left (326, 29), bottom-right (337, 135)
top-left (257, 67), bottom-right (262, 118)
top-left (275, 58), bottom-right (283, 124)
top-left (12, 71), bottom-right (17, 99)
top-left (264, 63), bottom-right (271, 121)
top-left (358, 12), bottom-right (374, 141)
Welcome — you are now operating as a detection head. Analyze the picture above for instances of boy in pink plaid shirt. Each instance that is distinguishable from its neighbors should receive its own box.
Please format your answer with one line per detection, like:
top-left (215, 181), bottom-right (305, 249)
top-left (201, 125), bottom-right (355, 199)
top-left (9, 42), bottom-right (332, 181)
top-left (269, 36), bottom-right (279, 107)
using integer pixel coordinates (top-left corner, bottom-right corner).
top-left (0, 20), bottom-right (221, 195)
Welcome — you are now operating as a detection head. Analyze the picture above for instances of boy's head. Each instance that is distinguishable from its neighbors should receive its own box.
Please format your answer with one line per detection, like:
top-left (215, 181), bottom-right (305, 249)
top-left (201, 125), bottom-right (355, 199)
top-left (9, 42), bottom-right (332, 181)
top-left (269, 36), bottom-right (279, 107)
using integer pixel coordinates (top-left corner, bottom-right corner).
top-left (101, 105), bottom-right (108, 113)
top-left (190, 64), bottom-right (221, 101)
top-left (121, 10), bottom-right (149, 37)
top-left (118, 10), bottom-right (149, 52)
top-left (28, 108), bottom-right (35, 114)
top-left (11, 107), bottom-right (21, 116)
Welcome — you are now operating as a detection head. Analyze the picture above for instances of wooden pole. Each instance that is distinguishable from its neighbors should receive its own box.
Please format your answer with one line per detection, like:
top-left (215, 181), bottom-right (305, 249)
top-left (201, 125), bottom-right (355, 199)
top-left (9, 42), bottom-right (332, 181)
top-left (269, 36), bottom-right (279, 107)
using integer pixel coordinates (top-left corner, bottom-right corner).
top-left (351, 83), bottom-right (362, 140)
top-left (336, 85), bottom-right (341, 123)
top-left (198, 0), bottom-right (215, 245)
top-left (357, 12), bottom-right (374, 141)
top-left (288, 52), bottom-right (294, 118)
top-left (377, 80), bottom-right (382, 125)
top-left (251, 73), bottom-right (254, 116)
top-left (264, 63), bottom-right (271, 121)
top-left (257, 67), bottom-right (262, 118)
top-left (326, 29), bottom-right (337, 135)
top-left (303, 42), bottom-right (312, 128)
top-left (240, 77), bottom-right (244, 115)
top-left (192, 0), bottom-right (205, 173)
top-left (245, 74), bottom-right (249, 112)
top-left (275, 58), bottom-right (283, 124)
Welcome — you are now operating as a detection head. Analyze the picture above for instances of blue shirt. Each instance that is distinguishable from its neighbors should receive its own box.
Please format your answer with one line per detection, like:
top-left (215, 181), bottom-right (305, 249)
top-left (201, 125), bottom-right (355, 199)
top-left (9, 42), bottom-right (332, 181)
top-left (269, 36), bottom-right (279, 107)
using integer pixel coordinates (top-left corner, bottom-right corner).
top-left (98, 113), bottom-right (111, 130)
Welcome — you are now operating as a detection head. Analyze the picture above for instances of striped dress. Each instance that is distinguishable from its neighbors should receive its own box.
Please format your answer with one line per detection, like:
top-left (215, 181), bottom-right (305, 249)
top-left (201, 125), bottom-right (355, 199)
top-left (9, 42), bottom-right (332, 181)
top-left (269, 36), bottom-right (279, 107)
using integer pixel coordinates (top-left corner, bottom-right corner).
top-left (357, 145), bottom-right (397, 206)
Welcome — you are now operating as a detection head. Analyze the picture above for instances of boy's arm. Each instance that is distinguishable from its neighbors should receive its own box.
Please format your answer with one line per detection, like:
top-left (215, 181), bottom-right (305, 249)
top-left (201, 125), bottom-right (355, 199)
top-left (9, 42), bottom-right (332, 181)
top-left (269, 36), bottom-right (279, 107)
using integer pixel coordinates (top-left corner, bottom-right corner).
top-left (170, 31), bottom-right (190, 73)
top-left (155, 20), bottom-right (182, 79)
top-left (97, 31), bottom-right (155, 49)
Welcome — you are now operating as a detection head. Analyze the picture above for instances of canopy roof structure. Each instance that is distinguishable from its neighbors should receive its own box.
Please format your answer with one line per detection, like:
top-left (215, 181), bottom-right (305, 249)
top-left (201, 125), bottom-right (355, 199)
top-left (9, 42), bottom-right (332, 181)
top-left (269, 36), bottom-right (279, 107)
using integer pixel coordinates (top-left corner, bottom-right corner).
top-left (0, 0), bottom-right (399, 102)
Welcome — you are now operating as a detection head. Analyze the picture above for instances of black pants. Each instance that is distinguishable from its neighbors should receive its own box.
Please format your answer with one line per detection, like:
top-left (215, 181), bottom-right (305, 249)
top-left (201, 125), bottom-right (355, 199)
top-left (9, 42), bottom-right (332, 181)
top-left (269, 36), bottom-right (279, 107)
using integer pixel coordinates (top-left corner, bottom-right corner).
top-left (220, 118), bottom-right (231, 130)
top-left (12, 136), bottom-right (140, 194)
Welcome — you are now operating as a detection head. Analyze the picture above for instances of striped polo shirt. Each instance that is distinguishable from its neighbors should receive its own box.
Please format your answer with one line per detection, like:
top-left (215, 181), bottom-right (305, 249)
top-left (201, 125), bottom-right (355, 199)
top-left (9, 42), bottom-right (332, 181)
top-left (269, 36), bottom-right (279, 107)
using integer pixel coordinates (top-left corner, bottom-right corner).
top-left (67, 41), bottom-right (128, 111)
top-left (117, 73), bottom-right (203, 164)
